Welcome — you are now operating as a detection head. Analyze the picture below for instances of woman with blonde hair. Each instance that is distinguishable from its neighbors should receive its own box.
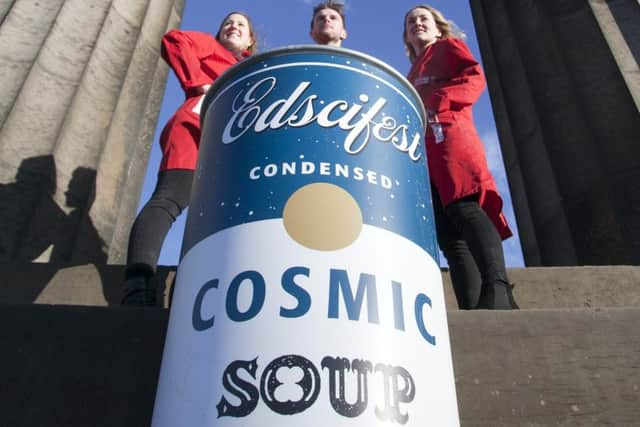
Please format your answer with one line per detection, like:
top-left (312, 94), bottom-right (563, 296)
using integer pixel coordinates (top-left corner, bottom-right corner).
top-left (404, 5), bottom-right (518, 309)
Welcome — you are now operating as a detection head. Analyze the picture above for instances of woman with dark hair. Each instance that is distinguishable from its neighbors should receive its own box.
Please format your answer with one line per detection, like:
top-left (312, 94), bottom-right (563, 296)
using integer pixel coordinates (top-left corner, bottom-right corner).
top-left (122, 12), bottom-right (258, 306)
top-left (403, 5), bottom-right (518, 309)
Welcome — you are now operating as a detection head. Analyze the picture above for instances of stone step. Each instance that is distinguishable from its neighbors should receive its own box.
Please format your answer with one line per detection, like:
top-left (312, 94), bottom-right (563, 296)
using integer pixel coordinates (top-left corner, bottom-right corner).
top-left (1, 304), bottom-right (638, 426)
top-left (0, 262), bottom-right (176, 307)
top-left (2, 262), bottom-right (639, 309)
top-left (443, 265), bottom-right (640, 309)
top-left (450, 308), bottom-right (640, 426)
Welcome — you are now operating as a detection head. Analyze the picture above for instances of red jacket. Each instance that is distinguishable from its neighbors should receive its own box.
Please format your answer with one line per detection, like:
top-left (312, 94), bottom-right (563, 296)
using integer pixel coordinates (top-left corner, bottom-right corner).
top-left (407, 38), bottom-right (512, 240)
top-left (158, 30), bottom-right (241, 171)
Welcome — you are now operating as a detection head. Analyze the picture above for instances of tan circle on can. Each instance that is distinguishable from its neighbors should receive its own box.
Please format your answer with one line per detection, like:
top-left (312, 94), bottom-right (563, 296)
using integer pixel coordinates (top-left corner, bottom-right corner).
top-left (283, 183), bottom-right (363, 251)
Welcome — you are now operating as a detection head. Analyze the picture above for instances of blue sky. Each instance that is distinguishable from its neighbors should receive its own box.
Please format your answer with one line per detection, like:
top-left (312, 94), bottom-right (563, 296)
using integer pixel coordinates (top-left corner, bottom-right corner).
top-left (138, 0), bottom-right (525, 267)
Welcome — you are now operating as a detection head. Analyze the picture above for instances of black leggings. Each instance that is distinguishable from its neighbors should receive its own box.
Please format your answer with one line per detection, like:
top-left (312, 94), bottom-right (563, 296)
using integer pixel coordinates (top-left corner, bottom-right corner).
top-left (432, 188), bottom-right (509, 309)
top-left (125, 169), bottom-right (193, 278)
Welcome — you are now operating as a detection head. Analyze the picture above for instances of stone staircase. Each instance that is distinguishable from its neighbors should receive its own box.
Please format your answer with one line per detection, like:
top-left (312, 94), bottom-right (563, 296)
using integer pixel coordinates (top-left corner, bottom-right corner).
top-left (1, 263), bottom-right (639, 426)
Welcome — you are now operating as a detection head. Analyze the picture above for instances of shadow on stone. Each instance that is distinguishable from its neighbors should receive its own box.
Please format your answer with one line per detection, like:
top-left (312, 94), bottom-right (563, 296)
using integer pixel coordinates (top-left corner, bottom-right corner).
top-left (0, 157), bottom-right (117, 303)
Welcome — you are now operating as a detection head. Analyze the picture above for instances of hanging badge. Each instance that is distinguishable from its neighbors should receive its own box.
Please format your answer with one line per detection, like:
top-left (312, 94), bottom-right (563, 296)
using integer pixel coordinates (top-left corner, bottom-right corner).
top-left (431, 123), bottom-right (444, 144)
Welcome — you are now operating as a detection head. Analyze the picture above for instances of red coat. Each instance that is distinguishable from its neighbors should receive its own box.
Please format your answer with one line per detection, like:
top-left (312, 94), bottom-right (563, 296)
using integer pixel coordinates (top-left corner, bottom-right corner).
top-left (158, 30), bottom-right (241, 171)
top-left (407, 38), bottom-right (512, 240)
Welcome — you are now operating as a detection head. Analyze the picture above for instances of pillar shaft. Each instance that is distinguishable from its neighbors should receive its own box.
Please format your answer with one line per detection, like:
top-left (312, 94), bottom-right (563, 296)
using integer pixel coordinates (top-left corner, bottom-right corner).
top-left (0, 0), bottom-right (185, 263)
top-left (470, 0), bottom-right (640, 265)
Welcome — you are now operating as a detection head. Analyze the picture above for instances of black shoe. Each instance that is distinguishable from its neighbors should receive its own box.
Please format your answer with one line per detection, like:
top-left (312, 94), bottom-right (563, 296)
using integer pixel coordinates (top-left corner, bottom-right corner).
top-left (121, 275), bottom-right (157, 307)
top-left (476, 281), bottom-right (519, 310)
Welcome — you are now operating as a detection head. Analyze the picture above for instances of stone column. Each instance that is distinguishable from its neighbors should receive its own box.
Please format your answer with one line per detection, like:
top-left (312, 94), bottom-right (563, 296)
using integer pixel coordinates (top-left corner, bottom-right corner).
top-left (0, 0), bottom-right (185, 264)
top-left (470, 0), bottom-right (640, 265)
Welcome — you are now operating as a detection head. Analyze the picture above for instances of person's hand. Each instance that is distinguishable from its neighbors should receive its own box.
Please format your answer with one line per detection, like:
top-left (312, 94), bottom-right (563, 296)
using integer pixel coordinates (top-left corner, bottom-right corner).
top-left (426, 109), bottom-right (439, 123)
top-left (194, 84), bottom-right (211, 95)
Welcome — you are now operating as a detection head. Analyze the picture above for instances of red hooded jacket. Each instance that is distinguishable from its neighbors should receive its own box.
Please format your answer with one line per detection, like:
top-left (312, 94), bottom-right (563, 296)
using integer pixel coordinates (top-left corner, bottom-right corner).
top-left (158, 30), bottom-right (242, 171)
top-left (407, 37), bottom-right (512, 240)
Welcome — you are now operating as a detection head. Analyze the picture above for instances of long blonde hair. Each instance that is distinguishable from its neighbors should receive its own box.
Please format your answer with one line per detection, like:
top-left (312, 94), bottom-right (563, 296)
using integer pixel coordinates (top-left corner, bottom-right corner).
top-left (403, 5), bottom-right (465, 63)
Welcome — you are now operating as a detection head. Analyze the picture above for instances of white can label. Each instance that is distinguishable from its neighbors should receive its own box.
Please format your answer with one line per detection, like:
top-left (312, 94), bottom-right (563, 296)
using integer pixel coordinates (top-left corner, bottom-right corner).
top-left (152, 48), bottom-right (459, 426)
top-left (153, 220), bottom-right (457, 426)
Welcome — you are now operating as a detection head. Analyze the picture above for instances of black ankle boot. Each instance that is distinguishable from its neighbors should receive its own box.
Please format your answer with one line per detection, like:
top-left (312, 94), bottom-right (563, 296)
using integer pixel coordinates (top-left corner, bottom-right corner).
top-left (121, 275), bottom-right (157, 307)
top-left (476, 280), bottom-right (519, 310)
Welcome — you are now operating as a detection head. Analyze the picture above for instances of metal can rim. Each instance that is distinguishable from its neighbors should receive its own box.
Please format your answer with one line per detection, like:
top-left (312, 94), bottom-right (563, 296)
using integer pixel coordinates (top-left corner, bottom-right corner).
top-left (200, 44), bottom-right (426, 128)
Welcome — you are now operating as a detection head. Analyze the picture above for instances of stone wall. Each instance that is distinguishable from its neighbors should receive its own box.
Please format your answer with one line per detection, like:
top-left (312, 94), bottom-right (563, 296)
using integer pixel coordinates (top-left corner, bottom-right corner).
top-left (469, 0), bottom-right (640, 266)
top-left (0, 0), bottom-right (185, 264)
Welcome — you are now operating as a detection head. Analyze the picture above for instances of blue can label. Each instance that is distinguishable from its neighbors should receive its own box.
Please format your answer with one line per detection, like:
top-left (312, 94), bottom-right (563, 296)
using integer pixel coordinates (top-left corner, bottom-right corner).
top-left (153, 47), bottom-right (458, 426)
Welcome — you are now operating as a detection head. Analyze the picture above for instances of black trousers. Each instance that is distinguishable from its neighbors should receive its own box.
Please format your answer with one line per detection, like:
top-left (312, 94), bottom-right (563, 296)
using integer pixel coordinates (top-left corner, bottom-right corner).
top-left (432, 187), bottom-right (509, 309)
top-left (125, 169), bottom-right (194, 278)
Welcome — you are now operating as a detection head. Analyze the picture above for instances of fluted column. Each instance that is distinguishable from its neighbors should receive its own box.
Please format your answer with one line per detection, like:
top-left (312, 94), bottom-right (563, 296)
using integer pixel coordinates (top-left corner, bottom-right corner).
top-left (0, 0), bottom-right (185, 263)
top-left (470, 0), bottom-right (640, 266)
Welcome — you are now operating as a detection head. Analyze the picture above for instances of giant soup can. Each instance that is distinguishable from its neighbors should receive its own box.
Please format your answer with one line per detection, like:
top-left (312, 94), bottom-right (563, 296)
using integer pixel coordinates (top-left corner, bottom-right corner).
top-left (152, 45), bottom-right (459, 426)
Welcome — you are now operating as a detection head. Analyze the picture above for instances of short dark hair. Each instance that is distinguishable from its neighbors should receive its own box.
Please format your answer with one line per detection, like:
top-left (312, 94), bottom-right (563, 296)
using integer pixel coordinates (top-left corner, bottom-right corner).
top-left (310, 1), bottom-right (346, 29)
